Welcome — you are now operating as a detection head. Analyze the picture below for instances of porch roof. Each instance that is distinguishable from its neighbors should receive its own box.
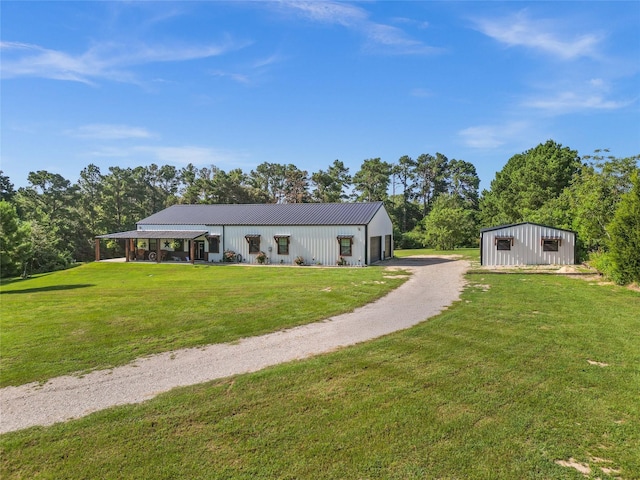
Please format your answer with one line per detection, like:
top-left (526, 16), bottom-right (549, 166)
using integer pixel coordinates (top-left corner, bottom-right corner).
top-left (96, 230), bottom-right (208, 240)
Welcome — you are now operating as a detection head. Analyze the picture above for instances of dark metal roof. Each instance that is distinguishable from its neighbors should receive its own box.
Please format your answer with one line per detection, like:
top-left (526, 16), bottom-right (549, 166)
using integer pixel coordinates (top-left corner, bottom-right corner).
top-left (96, 230), bottom-right (208, 239)
top-left (480, 222), bottom-right (576, 234)
top-left (137, 202), bottom-right (385, 226)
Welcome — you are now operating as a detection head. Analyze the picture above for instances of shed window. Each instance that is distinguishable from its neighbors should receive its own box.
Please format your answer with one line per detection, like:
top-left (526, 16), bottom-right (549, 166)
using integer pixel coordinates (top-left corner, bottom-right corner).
top-left (495, 236), bottom-right (514, 251)
top-left (274, 236), bottom-right (290, 255)
top-left (496, 239), bottom-right (512, 251)
top-left (338, 236), bottom-right (353, 256)
top-left (245, 235), bottom-right (261, 254)
top-left (542, 239), bottom-right (559, 252)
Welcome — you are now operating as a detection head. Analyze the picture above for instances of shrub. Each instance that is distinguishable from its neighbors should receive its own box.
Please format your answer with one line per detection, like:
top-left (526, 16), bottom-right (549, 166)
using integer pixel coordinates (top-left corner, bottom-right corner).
top-left (256, 251), bottom-right (267, 264)
top-left (294, 256), bottom-right (304, 265)
top-left (606, 170), bottom-right (640, 285)
top-left (587, 250), bottom-right (625, 284)
top-left (223, 250), bottom-right (237, 262)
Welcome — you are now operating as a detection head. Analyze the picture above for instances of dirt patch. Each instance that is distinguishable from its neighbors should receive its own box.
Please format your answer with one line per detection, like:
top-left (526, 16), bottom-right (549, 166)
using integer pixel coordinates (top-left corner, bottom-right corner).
top-left (555, 458), bottom-right (591, 475)
top-left (590, 457), bottom-right (621, 476)
top-left (558, 265), bottom-right (579, 274)
top-left (627, 282), bottom-right (640, 292)
top-left (587, 360), bottom-right (609, 367)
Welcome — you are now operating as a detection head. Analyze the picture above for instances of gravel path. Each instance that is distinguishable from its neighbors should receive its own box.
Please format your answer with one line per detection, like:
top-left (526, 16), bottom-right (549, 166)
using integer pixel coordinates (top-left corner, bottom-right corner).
top-left (0, 256), bottom-right (468, 434)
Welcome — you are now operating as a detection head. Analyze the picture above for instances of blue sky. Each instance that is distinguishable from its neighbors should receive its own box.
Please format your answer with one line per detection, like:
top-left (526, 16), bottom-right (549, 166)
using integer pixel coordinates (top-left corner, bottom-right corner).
top-left (2, 1), bottom-right (639, 191)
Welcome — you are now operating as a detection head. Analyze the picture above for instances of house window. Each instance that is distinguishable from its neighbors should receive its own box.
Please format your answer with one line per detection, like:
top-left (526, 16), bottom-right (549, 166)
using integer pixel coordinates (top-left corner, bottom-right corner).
top-left (338, 236), bottom-right (353, 256)
top-left (542, 239), bottom-right (559, 252)
top-left (246, 235), bottom-right (260, 254)
top-left (208, 236), bottom-right (220, 254)
top-left (496, 239), bottom-right (512, 251)
top-left (275, 236), bottom-right (290, 255)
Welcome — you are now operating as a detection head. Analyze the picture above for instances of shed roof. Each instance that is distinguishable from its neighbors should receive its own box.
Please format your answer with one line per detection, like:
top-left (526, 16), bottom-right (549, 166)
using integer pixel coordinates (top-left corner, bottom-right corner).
top-left (480, 222), bottom-right (576, 235)
top-left (137, 202), bottom-right (385, 226)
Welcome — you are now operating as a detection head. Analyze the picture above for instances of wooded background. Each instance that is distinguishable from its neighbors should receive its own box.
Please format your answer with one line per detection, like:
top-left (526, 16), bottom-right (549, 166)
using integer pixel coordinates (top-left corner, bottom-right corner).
top-left (1, 140), bottom-right (638, 284)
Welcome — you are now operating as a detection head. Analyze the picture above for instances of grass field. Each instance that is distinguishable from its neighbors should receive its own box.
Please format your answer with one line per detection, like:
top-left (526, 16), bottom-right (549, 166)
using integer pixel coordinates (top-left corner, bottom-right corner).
top-left (0, 262), bottom-right (408, 387)
top-left (2, 266), bottom-right (638, 479)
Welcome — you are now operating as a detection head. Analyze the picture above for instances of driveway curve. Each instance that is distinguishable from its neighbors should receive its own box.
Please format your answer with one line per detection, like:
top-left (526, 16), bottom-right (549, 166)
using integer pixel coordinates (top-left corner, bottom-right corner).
top-left (0, 256), bottom-right (469, 434)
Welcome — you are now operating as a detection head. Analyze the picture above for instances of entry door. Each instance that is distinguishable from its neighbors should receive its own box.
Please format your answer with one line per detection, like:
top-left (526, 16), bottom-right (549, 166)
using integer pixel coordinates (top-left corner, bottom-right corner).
top-left (370, 236), bottom-right (382, 263)
top-left (195, 241), bottom-right (205, 260)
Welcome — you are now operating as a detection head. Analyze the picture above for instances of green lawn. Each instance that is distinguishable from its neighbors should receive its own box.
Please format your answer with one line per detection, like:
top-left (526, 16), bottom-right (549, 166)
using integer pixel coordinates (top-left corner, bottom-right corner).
top-left (0, 262), bottom-right (408, 387)
top-left (2, 271), bottom-right (638, 479)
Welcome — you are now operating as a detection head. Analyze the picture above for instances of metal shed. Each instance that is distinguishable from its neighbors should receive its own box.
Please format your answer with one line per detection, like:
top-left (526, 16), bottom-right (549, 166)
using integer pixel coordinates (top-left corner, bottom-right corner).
top-left (480, 222), bottom-right (576, 266)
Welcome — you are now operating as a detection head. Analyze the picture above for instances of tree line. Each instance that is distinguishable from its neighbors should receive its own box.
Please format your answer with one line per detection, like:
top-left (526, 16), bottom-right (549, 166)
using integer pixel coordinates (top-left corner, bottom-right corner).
top-left (1, 139), bottom-right (638, 284)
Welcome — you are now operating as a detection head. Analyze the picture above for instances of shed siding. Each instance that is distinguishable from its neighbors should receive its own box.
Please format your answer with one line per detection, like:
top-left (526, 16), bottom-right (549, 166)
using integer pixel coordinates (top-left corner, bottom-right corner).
top-left (481, 224), bottom-right (575, 266)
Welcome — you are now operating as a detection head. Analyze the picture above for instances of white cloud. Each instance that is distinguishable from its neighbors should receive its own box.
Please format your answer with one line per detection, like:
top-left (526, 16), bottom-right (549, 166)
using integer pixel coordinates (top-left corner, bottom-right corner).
top-left (473, 10), bottom-right (602, 59)
top-left (459, 121), bottom-right (529, 149)
top-left (143, 146), bottom-right (251, 167)
top-left (68, 124), bottom-right (156, 140)
top-left (0, 39), bottom-right (245, 85)
top-left (210, 70), bottom-right (251, 85)
top-left (522, 79), bottom-right (635, 114)
top-left (523, 92), bottom-right (633, 113)
top-left (365, 23), bottom-right (440, 55)
top-left (392, 17), bottom-right (430, 30)
top-left (275, 1), bottom-right (441, 55)
top-left (279, 1), bottom-right (367, 27)
top-left (87, 144), bottom-right (251, 168)
top-left (210, 52), bottom-right (285, 85)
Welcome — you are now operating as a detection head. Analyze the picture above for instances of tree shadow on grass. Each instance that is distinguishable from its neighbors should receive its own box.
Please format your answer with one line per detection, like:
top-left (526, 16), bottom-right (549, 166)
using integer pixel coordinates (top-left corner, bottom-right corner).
top-left (0, 284), bottom-right (95, 294)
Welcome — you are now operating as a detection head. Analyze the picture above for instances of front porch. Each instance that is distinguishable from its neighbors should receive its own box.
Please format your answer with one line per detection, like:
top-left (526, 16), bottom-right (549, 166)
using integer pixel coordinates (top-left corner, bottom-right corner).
top-left (95, 230), bottom-right (209, 264)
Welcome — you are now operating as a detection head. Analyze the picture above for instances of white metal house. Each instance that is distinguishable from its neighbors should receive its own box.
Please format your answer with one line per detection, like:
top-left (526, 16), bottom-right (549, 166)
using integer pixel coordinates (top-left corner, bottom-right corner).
top-left (96, 202), bottom-right (393, 266)
top-left (480, 222), bottom-right (576, 266)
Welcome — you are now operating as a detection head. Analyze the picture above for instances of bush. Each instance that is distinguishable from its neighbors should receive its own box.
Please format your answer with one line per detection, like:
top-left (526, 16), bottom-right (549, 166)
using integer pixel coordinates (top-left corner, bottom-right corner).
top-left (223, 250), bottom-right (236, 262)
top-left (606, 171), bottom-right (640, 285)
top-left (256, 251), bottom-right (267, 264)
top-left (587, 250), bottom-right (625, 285)
top-left (396, 230), bottom-right (426, 249)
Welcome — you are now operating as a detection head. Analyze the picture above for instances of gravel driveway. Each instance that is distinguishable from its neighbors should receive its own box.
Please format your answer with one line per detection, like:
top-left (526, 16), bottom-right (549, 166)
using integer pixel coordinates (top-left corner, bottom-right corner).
top-left (0, 256), bottom-right (469, 434)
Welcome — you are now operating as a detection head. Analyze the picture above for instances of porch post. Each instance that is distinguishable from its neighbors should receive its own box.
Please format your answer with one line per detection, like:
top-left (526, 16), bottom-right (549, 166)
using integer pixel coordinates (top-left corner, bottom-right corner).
top-left (95, 238), bottom-right (101, 261)
top-left (156, 238), bottom-right (161, 263)
top-left (125, 238), bottom-right (130, 262)
top-left (190, 240), bottom-right (195, 264)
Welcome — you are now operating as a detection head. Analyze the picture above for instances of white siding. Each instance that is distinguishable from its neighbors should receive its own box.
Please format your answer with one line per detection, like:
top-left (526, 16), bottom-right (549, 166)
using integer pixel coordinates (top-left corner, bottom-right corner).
top-left (367, 207), bottom-right (393, 263)
top-left (481, 223), bottom-right (575, 266)
top-left (223, 225), bottom-right (367, 265)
